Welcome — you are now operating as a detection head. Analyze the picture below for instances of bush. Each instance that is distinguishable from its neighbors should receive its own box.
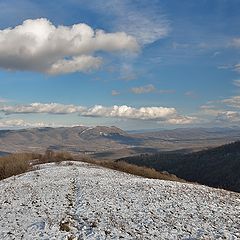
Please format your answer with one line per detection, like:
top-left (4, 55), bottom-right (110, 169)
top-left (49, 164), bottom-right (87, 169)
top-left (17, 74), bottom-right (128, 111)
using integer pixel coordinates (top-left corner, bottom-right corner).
top-left (39, 150), bottom-right (73, 164)
top-left (0, 153), bottom-right (37, 180)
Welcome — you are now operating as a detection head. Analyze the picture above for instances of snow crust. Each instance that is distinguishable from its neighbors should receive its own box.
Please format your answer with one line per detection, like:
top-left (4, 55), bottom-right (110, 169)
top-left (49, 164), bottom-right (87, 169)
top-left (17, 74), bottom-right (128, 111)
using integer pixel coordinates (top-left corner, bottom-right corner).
top-left (0, 162), bottom-right (239, 239)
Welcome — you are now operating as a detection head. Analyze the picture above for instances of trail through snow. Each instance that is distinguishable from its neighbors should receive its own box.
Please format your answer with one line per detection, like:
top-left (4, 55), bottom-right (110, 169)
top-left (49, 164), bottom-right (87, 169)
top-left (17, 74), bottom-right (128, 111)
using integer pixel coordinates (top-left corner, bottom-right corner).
top-left (0, 162), bottom-right (239, 239)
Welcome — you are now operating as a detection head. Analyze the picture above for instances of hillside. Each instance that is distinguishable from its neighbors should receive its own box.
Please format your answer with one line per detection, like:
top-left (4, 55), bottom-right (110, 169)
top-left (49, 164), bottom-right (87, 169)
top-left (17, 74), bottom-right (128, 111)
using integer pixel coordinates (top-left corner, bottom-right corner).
top-left (0, 162), bottom-right (239, 239)
top-left (119, 141), bottom-right (240, 192)
top-left (1, 126), bottom-right (240, 159)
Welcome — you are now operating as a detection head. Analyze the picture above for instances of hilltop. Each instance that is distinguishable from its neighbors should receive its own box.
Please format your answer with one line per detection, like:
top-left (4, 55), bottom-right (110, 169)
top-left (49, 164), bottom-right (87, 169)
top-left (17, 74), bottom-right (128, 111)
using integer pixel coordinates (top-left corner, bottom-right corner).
top-left (0, 162), bottom-right (239, 239)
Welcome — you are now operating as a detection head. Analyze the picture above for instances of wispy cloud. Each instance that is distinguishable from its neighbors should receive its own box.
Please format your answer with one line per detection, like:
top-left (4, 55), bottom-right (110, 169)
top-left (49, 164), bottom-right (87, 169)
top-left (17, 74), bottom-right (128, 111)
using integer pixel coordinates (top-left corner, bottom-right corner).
top-left (81, 0), bottom-right (170, 45)
top-left (130, 84), bottom-right (175, 95)
top-left (0, 18), bottom-right (139, 74)
top-left (185, 91), bottom-right (198, 98)
top-left (233, 79), bottom-right (240, 87)
top-left (0, 97), bottom-right (9, 103)
top-left (200, 96), bottom-right (240, 124)
top-left (231, 38), bottom-right (240, 48)
top-left (234, 63), bottom-right (240, 73)
top-left (119, 64), bottom-right (137, 81)
top-left (0, 119), bottom-right (51, 128)
top-left (221, 96), bottom-right (240, 108)
top-left (0, 118), bottom-right (79, 129)
top-left (131, 84), bottom-right (156, 94)
top-left (111, 90), bottom-right (120, 96)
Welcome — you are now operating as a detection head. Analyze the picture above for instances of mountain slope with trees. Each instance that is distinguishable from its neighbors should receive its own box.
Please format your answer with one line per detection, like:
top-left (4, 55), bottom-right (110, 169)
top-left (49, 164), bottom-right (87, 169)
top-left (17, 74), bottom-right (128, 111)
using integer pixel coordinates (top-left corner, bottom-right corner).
top-left (119, 141), bottom-right (240, 192)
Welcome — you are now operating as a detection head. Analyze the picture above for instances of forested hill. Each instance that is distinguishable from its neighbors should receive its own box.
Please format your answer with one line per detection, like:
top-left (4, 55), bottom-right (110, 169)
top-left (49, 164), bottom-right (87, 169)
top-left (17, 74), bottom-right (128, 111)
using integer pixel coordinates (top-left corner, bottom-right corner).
top-left (118, 141), bottom-right (240, 192)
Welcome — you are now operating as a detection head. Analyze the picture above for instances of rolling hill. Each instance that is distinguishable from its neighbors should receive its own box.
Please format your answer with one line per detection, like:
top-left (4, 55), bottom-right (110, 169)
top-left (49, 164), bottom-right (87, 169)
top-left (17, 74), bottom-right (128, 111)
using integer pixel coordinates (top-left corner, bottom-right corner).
top-left (0, 162), bottom-right (239, 239)
top-left (1, 126), bottom-right (240, 159)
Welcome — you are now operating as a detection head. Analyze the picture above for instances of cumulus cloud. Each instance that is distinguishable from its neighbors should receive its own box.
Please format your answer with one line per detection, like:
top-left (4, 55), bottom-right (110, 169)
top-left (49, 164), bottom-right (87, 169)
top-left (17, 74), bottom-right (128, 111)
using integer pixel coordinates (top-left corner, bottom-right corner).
top-left (0, 18), bottom-right (139, 74)
top-left (131, 84), bottom-right (156, 94)
top-left (0, 103), bottom-right (85, 114)
top-left (0, 102), bottom-right (196, 124)
top-left (47, 56), bottom-right (102, 75)
top-left (81, 105), bottom-right (176, 120)
top-left (215, 111), bottom-right (240, 123)
top-left (200, 102), bottom-right (240, 124)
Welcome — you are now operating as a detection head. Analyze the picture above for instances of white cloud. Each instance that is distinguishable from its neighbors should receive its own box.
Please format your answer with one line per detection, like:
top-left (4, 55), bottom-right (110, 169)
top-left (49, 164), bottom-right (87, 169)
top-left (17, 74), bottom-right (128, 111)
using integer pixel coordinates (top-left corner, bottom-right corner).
top-left (234, 63), bottom-right (240, 73)
top-left (47, 56), bottom-right (102, 75)
top-left (217, 64), bottom-right (233, 70)
top-left (221, 96), bottom-right (240, 108)
top-left (0, 103), bottom-right (85, 114)
top-left (0, 18), bottom-right (139, 74)
top-left (166, 116), bottom-right (198, 125)
top-left (0, 119), bottom-right (50, 128)
top-left (233, 80), bottom-right (240, 87)
top-left (0, 102), bottom-right (195, 124)
top-left (111, 90), bottom-right (120, 96)
top-left (81, 105), bottom-right (176, 120)
top-left (215, 111), bottom-right (240, 123)
top-left (131, 84), bottom-right (156, 94)
top-left (200, 102), bottom-right (240, 124)
top-left (231, 38), bottom-right (240, 48)
top-left (130, 85), bottom-right (175, 95)
top-left (0, 118), bottom-right (80, 129)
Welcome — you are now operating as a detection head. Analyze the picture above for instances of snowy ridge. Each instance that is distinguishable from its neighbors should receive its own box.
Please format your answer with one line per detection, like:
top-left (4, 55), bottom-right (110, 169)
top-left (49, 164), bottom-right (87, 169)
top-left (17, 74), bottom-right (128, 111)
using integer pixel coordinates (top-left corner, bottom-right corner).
top-left (79, 127), bottom-right (94, 136)
top-left (0, 162), bottom-right (239, 239)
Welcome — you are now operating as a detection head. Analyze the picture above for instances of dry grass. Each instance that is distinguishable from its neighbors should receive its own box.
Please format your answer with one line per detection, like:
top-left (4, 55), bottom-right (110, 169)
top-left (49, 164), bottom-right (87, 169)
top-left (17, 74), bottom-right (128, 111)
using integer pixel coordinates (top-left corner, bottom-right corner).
top-left (0, 150), bottom-right (184, 183)
top-left (0, 153), bottom-right (39, 180)
top-left (39, 150), bottom-right (73, 164)
top-left (0, 150), bottom-right (74, 180)
top-left (79, 157), bottom-right (186, 182)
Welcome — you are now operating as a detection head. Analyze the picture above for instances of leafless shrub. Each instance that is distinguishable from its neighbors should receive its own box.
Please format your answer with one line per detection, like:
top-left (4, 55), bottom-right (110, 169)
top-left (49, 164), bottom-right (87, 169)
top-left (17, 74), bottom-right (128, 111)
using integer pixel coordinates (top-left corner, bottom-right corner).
top-left (0, 153), bottom-right (38, 180)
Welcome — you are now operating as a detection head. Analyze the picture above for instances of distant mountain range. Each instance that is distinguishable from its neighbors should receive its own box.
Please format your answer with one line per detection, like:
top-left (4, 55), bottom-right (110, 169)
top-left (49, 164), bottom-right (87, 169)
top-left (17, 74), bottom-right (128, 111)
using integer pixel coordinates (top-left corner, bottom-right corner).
top-left (119, 141), bottom-right (240, 192)
top-left (1, 126), bottom-right (240, 159)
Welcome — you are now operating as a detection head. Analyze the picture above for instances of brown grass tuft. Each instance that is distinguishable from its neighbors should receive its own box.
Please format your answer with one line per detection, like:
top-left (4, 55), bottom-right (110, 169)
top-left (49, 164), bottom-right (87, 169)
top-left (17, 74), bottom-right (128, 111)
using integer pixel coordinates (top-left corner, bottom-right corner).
top-left (79, 158), bottom-right (185, 182)
top-left (0, 153), bottom-right (39, 180)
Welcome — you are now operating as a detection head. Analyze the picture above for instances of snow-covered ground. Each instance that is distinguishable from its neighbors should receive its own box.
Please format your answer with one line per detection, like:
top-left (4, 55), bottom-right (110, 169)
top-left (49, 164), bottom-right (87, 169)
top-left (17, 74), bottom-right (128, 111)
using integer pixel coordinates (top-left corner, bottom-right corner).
top-left (0, 162), bottom-right (239, 240)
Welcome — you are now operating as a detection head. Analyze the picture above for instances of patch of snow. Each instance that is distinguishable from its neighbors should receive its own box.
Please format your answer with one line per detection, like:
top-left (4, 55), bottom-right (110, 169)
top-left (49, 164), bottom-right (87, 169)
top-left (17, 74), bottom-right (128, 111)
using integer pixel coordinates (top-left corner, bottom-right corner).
top-left (100, 132), bottom-right (108, 137)
top-left (0, 162), bottom-right (239, 239)
top-left (79, 127), bottom-right (94, 136)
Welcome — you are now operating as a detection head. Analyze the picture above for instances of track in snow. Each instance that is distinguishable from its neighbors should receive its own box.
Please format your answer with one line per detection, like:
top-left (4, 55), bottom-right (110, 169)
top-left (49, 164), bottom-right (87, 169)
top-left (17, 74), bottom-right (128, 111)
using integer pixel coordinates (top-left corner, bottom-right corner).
top-left (0, 162), bottom-right (239, 239)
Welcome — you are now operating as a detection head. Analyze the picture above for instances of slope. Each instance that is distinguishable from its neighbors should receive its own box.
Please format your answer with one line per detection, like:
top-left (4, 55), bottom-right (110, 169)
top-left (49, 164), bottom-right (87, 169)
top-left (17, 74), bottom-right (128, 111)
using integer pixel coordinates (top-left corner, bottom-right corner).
top-left (0, 162), bottom-right (239, 239)
top-left (119, 141), bottom-right (240, 192)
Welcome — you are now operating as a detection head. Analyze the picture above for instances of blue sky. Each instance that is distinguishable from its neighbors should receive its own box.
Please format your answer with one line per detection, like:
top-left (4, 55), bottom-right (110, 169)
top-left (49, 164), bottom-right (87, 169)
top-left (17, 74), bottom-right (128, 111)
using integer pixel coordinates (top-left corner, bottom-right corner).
top-left (0, 0), bottom-right (240, 130)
